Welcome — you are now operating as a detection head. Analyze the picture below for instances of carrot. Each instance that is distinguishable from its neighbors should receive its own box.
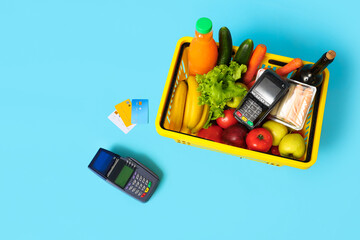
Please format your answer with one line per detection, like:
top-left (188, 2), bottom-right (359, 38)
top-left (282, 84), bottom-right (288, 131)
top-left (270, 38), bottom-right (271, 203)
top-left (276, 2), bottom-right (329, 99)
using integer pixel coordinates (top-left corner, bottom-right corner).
top-left (276, 58), bottom-right (303, 77)
top-left (243, 44), bottom-right (267, 84)
top-left (246, 80), bottom-right (256, 89)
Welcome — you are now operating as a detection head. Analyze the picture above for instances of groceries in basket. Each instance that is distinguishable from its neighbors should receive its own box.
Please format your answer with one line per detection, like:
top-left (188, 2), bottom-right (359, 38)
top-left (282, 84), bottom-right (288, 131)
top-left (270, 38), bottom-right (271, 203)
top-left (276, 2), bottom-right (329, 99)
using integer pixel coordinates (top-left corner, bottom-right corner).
top-left (163, 18), bottom-right (335, 161)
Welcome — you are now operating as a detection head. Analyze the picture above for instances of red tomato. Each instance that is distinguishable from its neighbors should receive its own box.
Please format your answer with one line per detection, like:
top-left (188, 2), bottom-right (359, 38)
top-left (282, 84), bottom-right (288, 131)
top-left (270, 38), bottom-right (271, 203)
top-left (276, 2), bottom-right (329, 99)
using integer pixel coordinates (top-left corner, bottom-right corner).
top-left (197, 125), bottom-right (223, 143)
top-left (216, 109), bottom-right (238, 129)
top-left (246, 128), bottom-right (273, 152)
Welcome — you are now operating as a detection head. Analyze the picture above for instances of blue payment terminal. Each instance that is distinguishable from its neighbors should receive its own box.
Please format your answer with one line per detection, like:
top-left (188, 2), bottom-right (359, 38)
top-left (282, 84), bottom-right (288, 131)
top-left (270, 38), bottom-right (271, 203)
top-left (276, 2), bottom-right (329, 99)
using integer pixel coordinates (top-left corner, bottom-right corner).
top-left (88, 148), bottom-right (159, 202)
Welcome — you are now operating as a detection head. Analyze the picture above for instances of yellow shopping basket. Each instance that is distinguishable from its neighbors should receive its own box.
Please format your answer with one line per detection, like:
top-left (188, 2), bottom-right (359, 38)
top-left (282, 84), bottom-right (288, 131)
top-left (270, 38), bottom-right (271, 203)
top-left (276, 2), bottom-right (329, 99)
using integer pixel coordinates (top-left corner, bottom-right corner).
top-left (155, 37), bottom-right (329, 169)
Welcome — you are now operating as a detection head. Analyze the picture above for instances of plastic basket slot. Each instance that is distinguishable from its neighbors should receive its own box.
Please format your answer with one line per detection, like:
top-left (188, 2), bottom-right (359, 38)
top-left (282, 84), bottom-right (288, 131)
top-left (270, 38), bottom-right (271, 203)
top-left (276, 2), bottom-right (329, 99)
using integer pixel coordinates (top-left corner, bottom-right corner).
top-left (176, 140), bottom-right (190, 145)
top-left (268, 59), bottom-right (287, 67)
top-left (268, 162), bottom-right (281, 167)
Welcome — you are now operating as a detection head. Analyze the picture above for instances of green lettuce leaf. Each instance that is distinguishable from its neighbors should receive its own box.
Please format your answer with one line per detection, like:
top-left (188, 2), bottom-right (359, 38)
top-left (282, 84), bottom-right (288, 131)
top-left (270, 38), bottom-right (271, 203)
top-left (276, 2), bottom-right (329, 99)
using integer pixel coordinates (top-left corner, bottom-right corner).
top-left (196, 61), bottom-right (248, 128)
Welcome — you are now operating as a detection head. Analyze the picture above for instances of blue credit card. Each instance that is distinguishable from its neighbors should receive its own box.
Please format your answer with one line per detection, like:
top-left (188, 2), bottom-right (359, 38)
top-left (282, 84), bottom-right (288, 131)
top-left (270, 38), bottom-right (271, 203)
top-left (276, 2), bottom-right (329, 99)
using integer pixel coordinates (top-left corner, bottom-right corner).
top-left (131, 99), bottom-right (149, 124)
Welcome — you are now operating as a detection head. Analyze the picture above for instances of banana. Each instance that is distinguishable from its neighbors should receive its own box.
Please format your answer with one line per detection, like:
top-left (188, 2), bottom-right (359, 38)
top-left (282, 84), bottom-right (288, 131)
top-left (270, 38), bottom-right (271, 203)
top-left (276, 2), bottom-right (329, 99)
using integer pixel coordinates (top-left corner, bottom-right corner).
top-left (180, 125), bottom-right (191, 134)
top-left (168, 80), bottom-right (188, 132)
top-left (183, 76), bottom-right (204, 130)
top-left (191, 104), bottom-right (210, 134)
top-left (180, 78), bottom-right (193, 134)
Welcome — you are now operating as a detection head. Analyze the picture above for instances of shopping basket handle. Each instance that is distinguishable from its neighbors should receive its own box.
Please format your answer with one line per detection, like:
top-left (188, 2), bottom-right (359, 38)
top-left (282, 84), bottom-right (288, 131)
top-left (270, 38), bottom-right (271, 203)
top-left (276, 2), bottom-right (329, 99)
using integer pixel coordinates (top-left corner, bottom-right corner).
top-left (267, 59), bottom-right (288, 67)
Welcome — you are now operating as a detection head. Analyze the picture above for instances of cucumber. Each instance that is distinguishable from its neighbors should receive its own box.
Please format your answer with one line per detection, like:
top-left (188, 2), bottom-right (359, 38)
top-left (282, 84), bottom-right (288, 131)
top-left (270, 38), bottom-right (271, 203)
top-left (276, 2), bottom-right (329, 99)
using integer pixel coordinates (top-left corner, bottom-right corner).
top-left (233, 39), bottom-right (254, 66)
top-left (217, 27), bottom-right (233, 66)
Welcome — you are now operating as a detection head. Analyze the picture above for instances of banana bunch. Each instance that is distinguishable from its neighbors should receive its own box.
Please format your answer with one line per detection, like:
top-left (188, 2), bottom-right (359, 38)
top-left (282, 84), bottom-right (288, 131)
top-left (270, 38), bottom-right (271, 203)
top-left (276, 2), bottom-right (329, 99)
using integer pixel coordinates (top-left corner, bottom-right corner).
top-left (168, 76), bottom-right (209, 134)
top-left (168, 80), bottom-right (188, 132)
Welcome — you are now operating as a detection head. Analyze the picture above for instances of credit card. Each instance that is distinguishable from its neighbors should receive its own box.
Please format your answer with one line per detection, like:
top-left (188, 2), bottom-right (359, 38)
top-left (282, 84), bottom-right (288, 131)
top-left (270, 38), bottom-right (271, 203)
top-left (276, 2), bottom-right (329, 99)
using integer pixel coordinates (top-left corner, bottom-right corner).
top-left (131, 99), bottom-right (149, 124)
top-left (108, 110), bottom-right (136, 134)
top-left (115, 99), bottom-right (132, 127)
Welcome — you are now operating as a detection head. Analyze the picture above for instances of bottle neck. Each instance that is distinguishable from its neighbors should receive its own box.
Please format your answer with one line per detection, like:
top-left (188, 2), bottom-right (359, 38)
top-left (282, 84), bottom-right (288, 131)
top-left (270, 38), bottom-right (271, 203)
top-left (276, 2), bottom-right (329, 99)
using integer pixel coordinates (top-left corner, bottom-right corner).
top-left (195, 30), bottom-right (213, 41)
top-left (310, 53), bottom-right (333, 75)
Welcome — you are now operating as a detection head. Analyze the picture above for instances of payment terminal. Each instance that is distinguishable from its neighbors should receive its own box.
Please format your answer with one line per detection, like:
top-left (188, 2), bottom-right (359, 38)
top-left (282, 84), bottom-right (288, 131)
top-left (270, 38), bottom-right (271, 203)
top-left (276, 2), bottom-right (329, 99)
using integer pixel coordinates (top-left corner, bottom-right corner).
top-left (234, 69), bottom-right (290, 129)
top-left (88, 148), bottom-right (159, 202)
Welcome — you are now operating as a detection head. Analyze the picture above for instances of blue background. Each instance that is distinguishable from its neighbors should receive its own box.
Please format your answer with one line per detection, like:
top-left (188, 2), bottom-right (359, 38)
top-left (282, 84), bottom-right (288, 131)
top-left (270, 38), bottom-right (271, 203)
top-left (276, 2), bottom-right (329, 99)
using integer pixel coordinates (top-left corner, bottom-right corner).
top-left (1, 0), bottom-right (359, 239)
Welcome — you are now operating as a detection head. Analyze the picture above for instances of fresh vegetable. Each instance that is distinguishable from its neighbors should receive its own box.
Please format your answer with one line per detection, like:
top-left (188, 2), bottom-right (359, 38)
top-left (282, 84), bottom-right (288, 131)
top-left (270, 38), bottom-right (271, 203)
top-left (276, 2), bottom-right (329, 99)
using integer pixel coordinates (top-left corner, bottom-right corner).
top-left (221, 124), bottom-right (248, 148)
top-left (262, 120), bottom-right (288, 146)
top-left (168, 80), bottom-right (188, 132)
top-left (233, 39), bottom-right (254, 66)
top-left (196, 61), bottom-right (247, 128)
top-left (246, 80), bottom-right (256, 89)
top-left (197, 125), bottom-right (223, 143)
top-left (226, 82), bottom-right (248, 108)
top-left (243, 44), bottom-right (267, 84)
top-left (216, 109), bottom-right (238, 129)
top-left (236, 82), bottom-right (248, 91)
top-left (246, 128), bottom-right (273, 152)
top-left (278, 133), bottom-right (305, 159)
top-left (276, 58), bottom-right (303, 77)
top-left (191, 104), bottom-right (210, 134)
top-left (181, 76), bottom-right (204, 132)
top-left (217, 27), bottom-right (233, 66)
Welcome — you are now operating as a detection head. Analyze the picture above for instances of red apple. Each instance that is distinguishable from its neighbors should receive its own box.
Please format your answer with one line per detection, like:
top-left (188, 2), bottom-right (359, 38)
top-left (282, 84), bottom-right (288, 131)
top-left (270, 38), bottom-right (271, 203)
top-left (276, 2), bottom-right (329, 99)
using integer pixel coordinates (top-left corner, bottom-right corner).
top-left (197, 125), bottom-right (223, 143)
top-left (270, 146), bottom-right (280, 156)
top-left (221, 124), bottom-right (248, 148)
top-left (292, 130), bottom-right (305, 139)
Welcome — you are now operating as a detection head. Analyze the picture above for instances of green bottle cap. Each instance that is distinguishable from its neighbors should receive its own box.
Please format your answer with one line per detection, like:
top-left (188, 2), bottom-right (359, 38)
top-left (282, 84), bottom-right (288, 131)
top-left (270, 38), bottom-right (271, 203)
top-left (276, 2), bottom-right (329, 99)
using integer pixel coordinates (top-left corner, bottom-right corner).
top-left (196, 17), bottom-right (213, 34)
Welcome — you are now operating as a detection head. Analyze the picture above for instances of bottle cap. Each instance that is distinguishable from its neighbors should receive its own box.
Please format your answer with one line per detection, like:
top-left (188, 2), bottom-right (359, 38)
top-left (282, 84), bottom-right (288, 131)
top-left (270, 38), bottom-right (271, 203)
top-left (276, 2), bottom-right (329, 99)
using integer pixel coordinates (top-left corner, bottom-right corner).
top-left (196, 17), bottom-right (213, 34)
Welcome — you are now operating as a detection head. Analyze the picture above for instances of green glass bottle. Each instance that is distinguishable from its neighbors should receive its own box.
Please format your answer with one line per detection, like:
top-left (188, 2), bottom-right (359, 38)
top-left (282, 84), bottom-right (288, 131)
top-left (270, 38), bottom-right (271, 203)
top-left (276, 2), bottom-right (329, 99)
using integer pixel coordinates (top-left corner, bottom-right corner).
top-left (291, 50), bottom-right (336, 87)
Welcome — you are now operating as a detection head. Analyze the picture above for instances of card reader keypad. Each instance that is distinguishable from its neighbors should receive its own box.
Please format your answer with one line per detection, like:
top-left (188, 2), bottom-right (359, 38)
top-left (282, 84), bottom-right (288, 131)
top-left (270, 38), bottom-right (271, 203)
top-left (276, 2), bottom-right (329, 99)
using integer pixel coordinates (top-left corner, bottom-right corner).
top-left (125, 171), bottom-right (152, 198)
top-left (236, 99), bottom-right (262, 127)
